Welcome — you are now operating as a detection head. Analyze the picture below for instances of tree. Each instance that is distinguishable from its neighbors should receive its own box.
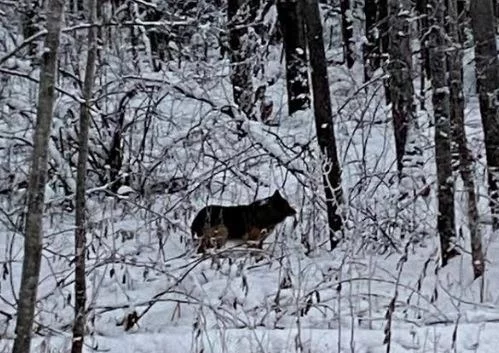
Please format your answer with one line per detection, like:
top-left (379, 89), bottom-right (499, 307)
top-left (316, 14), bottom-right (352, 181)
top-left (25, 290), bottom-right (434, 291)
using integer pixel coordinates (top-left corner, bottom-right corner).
top-left (378, 0), bottom-right (390, 103)
top-left (20, 0), bottom-right (41, 56)
top-left (496, 1), bottom-right (499, 32)
top-left (447, 0), bottom-right (484, 278)
top-left (416, 0), bottom-right (430, 110)
top-left (71, 0), bottom-right (98, 352)
top-left (69, 0), bottom-right (84, 15)
top-left (340, 0), bottom-right (354, 68)
top-left (470, 0), bottom-right (499, 229)
top-left (228, 0), bottom-right (256, 117)
top-left (387, 0), bottom-right (416, 177)
top-left (276, 0), bottom-right (310, 115)
top-left (12, 1), bottom-right (65, 353)
top-left (363, 0), bottom-right (378, 81)
top-left (428, 0), bottom-right (458, 266)
top-left (378, 0), bottom-right (389, 63)
top-left (303, 0), bottom-right (344, 250)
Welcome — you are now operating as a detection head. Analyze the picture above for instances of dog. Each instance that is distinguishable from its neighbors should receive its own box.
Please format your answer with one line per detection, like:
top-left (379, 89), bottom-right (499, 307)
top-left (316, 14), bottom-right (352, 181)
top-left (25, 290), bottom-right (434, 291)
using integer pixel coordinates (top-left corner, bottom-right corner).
top-left (191, 190), bottom-right (296, 253)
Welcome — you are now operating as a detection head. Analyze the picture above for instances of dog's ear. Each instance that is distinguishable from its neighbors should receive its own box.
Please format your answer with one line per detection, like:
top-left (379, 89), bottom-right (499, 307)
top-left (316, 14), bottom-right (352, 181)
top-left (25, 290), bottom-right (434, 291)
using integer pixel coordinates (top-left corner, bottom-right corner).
top-left (272, 190), bottom-right (282, 199)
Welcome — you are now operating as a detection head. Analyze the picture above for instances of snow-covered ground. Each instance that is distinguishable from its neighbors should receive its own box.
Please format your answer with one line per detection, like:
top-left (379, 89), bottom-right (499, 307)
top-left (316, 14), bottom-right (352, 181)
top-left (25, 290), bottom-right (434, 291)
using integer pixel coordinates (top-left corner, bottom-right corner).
top-left (1, 25), bottom-right (498, 353)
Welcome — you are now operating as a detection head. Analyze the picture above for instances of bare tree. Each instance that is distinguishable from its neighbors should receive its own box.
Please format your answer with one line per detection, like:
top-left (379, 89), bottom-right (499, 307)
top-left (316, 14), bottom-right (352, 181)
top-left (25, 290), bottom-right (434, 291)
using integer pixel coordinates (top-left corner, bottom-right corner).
top-left (378, 0), bottom-right (389, 56)
top-left (387, 0), bottom-right (416, 177)
top-left (496, 0), bottom-right (499, 32)
top-left (303, 0), bottom-right (344, 250)
top-left (363, 0), bottom-right (378, 81)
top-left (277, 0), bottom-right (310, 115)
top-left (428, 0), bottom-right (458, 266)
top-left (71, 0), bottom-right (98, 352)
top-left (12, 1), bottom-right (65, 353)
top-left (470, 0), bottom-right (499, 229)
top-left (69, 0), bottom-right (84, 15)
top-left (416, 0), bottom-right (430, 110)
top-left (340, 0), bottom-right (354, 68)
top-left (447, 0), bottom-right (484, 278)
top-left (20, 0), bottom-right (41, 56)
top-left (228, 0), bottom-right (255, 117)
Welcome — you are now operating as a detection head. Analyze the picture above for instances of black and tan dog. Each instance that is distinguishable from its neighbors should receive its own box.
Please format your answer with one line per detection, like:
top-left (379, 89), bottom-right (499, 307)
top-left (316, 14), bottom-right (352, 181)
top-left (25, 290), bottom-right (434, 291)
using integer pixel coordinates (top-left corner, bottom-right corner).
top-left (191, 190), bottom-right (296, 253)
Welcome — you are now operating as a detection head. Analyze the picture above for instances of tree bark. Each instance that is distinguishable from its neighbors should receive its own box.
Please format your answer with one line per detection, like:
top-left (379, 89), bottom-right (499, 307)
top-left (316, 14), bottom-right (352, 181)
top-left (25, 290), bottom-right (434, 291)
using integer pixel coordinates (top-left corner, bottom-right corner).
top-left (21, 0), bottom-right (41, 56)
top-left (496, 0), bottom-right (499, 33)
top-left (428, 0), bottom-right (458, 267)
top-left (71, 0), bottom-right (98, 352)
top-left (378, 0), bottom-right (389, 55)
top-left (340, 0), bottom-right (355, 68)
top-left (417, 0), bottom-right (431, 111)
top-left (470, 0), bottom-right (499, 229)
top-left (12, 1), bottom-right (65, 353)
top-left (417, 0), bottom-right (431, 79)
top-left (69, 0), bottom-right (84, 15)
top-left (228, 0), bottom-right (255, 117)
top-left (303, 0), bottom-right (344, 250)
top-left (277, 0), bottom-right (311, 115)
top-left (447, 0), bottom-right (484, 278)
top-left (378, 0), bottom-right (391, 104)
top-left (363, 0), bottom-right (378, 81)
top-left (387, 0), bottom-right (416, 177)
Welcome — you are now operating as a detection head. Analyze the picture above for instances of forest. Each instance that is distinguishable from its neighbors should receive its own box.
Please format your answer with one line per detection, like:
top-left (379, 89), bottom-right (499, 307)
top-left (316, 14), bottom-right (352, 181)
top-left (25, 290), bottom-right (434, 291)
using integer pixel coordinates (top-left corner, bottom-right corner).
top-left (0, 0), bottom-right (499, 352)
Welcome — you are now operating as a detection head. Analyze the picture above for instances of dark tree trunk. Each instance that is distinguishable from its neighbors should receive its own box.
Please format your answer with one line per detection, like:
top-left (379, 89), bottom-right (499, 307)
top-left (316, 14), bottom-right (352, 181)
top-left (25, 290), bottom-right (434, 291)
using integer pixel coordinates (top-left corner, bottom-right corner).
top-left (470, 0), bottom-right (499, 229)
top-left (456, 0), bottom-right (470, 44)
top-left (496, 0), bottom-right (499, 33)
top-left (69, 0), bottom-right (84, 16)
top-left (277, 0), bottom-right (310, 115)
top-left (378, 0), bottom-right (389, 56)
top-left (378, 0), bottom-right (390, 104)
top-left (128, 2), bottom-right (140, 71)
top-left (228, 0), bottom-right (255, 117)
top-left (447, 0), bottom-right (484, 278)
top-left (21, 0), bottom-right (41, 56)
top-left (387, 0), bottom-right (415, 177)
top-left (428, 0), bottom-right (458, 267)
top-left (363, 0), bottom-right (378, 81)
top-left (417, 0), bottom-right (431, 80)
top-left (496, 1), bottom-right (499, 31)
top-left (340, 0), bottom-right (355, 68)
top-left (417, 0), bottom-right (431, 111)
top-left (145, 9), bottom-right (172, 70)
top-left (71, 0), bottom-right (97, 352)
top-left (12, 1), bottom-right (65, 353)
top-left (303, 0), bottom-right (344, 250)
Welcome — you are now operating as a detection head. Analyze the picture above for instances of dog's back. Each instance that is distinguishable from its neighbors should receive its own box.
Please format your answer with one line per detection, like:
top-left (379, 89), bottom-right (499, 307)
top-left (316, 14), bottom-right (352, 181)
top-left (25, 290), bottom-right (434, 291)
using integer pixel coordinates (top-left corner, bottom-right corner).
top-left (191, 190), bottom-right (296, 253)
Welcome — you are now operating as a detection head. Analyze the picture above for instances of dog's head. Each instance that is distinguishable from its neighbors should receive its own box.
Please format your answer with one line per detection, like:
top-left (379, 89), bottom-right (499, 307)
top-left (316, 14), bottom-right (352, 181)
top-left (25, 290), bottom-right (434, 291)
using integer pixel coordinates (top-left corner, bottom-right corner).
top-left (270, 190), bottom-right (297, 218)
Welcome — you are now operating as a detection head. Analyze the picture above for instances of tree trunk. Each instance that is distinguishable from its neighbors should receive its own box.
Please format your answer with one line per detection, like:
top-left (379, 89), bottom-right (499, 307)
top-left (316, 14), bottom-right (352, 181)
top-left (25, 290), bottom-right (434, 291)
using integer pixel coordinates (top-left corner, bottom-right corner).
top-left (496, 0), bottom-right (499, 33)
top-left (447, 0), bottom-right (484, 278)
top-left (378, 0), bottom-right (389, 54)
top-left (363, 0), bottom-right (378, 81)
top-left (303, 0), bottom-right (344, 250)
top-left (428, 0), bottom-right (458, 267)
top-left (71, 0), bottom-right (98, 352)
top-left (340, 0), bottom-right (355, 68)
top-left (277, 0), bottom-right (311, 115)
top-left (378, 0), bottom-right (390, 103)
top-left (12, 1), bottom-right (65, 353)
top-left (21, 0), bottom-right (41, 56)
top-left (417, 0), bottom-right (430, 110)
top-left (470, 0), bottom-right (499, 229)
top-left (417, 0), bottom-right (431, 79)
top-left (387, 0), bottom-right (416, 177)
top-left (228, 0), bottom-right (255, 117)
top-left (456, 0), bottom-right (470, 49)
top-left (69, 0), bottom-right (84, 14)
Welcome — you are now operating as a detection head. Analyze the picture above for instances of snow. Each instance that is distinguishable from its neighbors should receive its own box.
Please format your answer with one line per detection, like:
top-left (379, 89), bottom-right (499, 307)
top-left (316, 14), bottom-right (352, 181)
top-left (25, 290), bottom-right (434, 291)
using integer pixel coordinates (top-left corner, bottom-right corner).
top-left (0, 8), bottom-right (498, 353)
